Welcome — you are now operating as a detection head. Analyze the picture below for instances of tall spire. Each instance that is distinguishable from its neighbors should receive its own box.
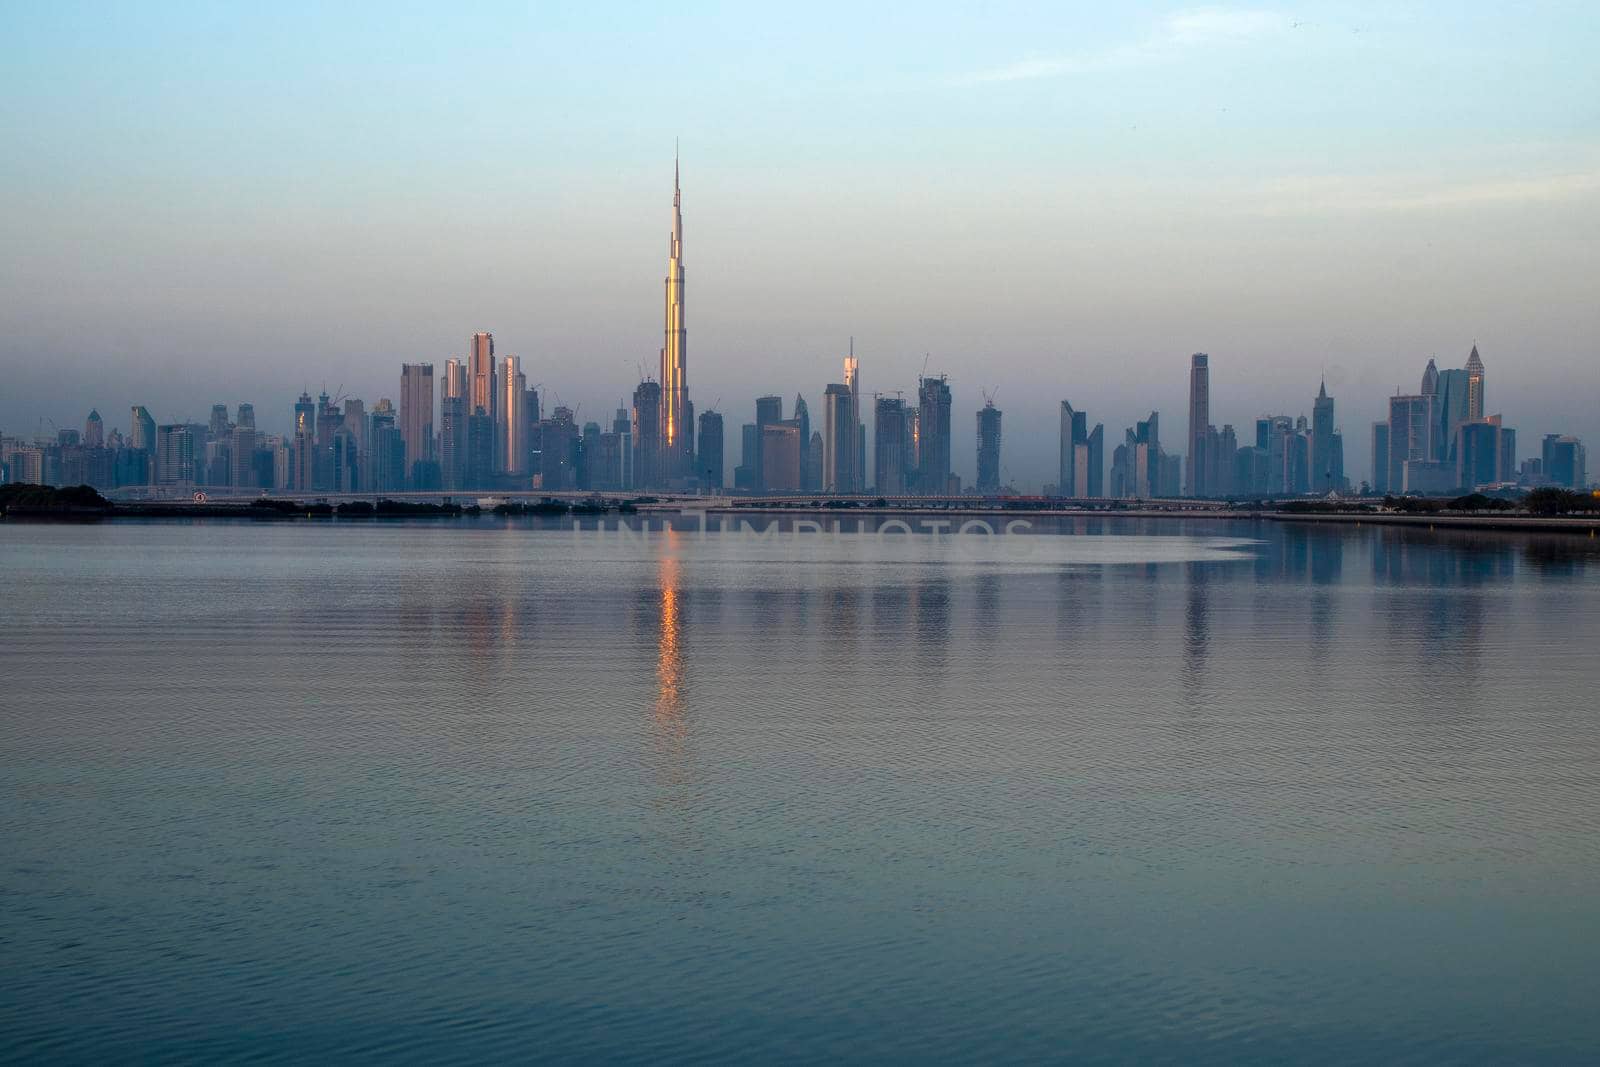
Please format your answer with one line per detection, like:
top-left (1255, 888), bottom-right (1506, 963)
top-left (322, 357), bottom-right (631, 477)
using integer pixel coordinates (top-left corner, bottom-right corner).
top-left (659, 146), bottom-right (689, 483)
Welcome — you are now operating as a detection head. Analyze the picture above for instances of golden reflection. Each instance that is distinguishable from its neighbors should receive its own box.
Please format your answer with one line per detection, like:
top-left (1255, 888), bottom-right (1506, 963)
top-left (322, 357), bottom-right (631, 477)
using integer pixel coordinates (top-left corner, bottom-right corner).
top-left (654, 540), bottom-right (686, 730)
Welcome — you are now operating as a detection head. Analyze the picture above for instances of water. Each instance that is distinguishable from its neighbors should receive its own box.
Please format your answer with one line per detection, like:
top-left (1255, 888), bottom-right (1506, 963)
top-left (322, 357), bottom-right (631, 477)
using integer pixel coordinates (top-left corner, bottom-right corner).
top-left (3, 516), bottom-right (1598, 1063)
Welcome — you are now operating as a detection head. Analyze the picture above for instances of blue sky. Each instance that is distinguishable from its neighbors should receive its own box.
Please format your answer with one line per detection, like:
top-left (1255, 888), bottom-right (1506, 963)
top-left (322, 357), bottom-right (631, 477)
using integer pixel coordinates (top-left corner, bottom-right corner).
top-left (2, 2), bottom-right (1597, 487)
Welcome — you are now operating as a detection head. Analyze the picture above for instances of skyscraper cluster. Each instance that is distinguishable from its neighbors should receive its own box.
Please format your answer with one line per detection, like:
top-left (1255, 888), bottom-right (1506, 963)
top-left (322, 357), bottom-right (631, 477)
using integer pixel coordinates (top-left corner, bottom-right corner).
top-left (1, 163), bottom-right (1590, 500)
top-left (1368, 346), bottom-right (1568, 494)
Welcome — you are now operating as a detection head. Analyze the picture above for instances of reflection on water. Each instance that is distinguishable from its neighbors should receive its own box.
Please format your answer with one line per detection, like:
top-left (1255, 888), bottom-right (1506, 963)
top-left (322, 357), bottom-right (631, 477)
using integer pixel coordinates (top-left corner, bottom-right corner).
top-left (2, 517), bottom-right (1600, 1064)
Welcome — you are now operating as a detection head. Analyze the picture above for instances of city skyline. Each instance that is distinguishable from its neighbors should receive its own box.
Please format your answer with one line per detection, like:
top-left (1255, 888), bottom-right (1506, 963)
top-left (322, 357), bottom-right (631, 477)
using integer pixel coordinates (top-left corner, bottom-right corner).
top-left (0, 156), bottom-right (1581, 497)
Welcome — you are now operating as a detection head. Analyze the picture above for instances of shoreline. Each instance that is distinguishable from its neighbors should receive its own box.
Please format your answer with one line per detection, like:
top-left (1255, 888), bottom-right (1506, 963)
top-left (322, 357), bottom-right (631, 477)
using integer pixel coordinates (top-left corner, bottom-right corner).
top-left (5, 501), bottom-right (1599, 535)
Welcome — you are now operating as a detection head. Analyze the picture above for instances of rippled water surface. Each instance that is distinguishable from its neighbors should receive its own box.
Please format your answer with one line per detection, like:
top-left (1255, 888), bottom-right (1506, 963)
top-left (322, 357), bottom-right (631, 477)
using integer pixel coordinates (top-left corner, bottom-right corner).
top-left (3, 517), bottom-right (1599, 1063)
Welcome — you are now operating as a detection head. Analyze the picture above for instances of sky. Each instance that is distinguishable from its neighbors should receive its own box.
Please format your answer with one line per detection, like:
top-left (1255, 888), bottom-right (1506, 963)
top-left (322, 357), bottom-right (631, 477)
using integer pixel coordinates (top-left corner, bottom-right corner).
top-left (2, 1), bottom-right (1597, 490)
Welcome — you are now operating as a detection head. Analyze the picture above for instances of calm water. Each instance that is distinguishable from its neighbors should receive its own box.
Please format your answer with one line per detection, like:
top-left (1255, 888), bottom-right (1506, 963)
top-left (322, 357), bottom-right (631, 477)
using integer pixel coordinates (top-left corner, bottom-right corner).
top-left (3, 516), bottom-right (1599, 1063)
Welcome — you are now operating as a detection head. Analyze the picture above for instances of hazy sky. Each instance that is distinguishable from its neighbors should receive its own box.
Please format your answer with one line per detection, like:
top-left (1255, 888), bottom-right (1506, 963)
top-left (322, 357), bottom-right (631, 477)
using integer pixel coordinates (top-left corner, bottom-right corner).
top-left (2, 2), bottom-right (1597, 489)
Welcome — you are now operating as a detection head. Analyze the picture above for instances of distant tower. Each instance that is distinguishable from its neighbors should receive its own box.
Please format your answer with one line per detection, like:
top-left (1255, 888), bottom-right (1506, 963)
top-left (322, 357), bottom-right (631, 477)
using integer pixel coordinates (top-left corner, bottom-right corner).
top-left (1059, 400), bottom-right (1086, 497)
top-left (843, 342), bottom-right (861, 491)
top-left (84, 409), bottom-right (104, 448)
top-left (822, 384), bottom-right (855, 493)
top-left (439, 358), bottom-right (468, 491)
top-left (976, 400), bottom-right (1002, 493)
top-left (1187, 353), bottom-right (1210, 497)
top-left (1465, 344), bottom-right (1486, 420)
top-left (633, 379), bottom-right (663, 489)
top-left (696, 410), bottom-right (724, 490)
top-left (470, 331), bottom-right (496, 420)
top-left (874, 396), bottom-right (908, 494)
top-left (400, 363), bottom-right (434, 486)
top-left (130, 406), bottom-right (155, 454)
top-left (1311, 379), bottom-right (1335, 493)
top-left (917, 375), bottom-right (952, 494)
top-left (660, 150), bottom-right (690, 483)
top-left (500, 355), bottom-right (526, 477)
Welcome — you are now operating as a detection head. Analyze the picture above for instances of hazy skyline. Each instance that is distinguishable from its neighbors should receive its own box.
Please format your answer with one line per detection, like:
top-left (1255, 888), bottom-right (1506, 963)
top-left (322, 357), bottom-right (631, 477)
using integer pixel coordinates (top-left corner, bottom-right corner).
top-left (3, 2), bottom-right (1597, 489)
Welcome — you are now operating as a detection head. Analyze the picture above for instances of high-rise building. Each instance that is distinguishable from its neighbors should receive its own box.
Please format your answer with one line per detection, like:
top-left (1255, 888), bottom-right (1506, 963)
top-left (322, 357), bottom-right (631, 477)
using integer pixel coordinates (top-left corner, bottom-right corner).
top-left (754, 394), bottom-right (783, 492)
top-left (874, 396), bottom-right (908, 494)
top-left (470, 331), bottom-right (496, 431)
top-left (976, 400), bottom-right (1002, 493)
top-left (400, 363), bottom-right (434, 486)
top-left (230, 426), bottom-right (259, 489)
top-left (660, 153), bottom-right (690, 484)
top-left (917, 375), bottom-right (952, 494)
top-left (236, 403), bottom-right (255, 432)
top-left (1187, 353), bottom-right (1209, 496)
top-left (1542, 435), bottom-right (1587, 489)
top-left (793, 394), bottom-right (814, 490)
top-left (696, 410), bottom-right (724, 490)
top-left (1112, 413), bottom-right (1162, 498)
top-left (1433, 367), bottom-right (1469, 462)
top-left (84, 409), bottom-right (104, 448)
top-left (1059, 400), bottom-right (1087, 497)
top-left (613, 405), bottom-right (633, 489)
top-left (632, 379), bottom-right (663, 490)
top-left (1311, 379), bottom-right (1336, 493)
top-left (500, 355), bottom-right (526, 477)
top-left (1081, 423), bottom-right (1105, 498)
top-left (1457, 419), bottom-right (1503, 489)
top-left (761, 422), bottom-right (802, 492)
top-left (1465, 344), bottom-right (1486, 421)
top-left (843, 347), bottom-right (862, 492)
top-left (822, 384), bottom-right (855, 494)
top-left (154, 424), bottom-right (196, 487)
top-left (130, 405), bottom-right (156, 454)
top-left (734, 422), bottom-right (759, 491)
top-left (1388, 394), bottom-right (1431, 492)
top-left (466, 411), bottom-right (494, 489)
top-left (439, 359), bottom-right (468, 491)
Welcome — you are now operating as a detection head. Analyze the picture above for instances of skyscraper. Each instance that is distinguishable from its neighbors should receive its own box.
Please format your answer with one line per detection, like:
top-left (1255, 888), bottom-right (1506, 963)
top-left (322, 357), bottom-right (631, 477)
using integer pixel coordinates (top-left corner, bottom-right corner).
top-left (439, 358), bottom-right (468, 491)
top-left (500, 355), bottom-right (526, 477)
top-left (1081, 423), bottom-right (1104, 498)
top-left (154, 424), bottom-right (196, 487)
top-left (1059, 400), bottom-right (1087, 497)
top-left (1311, 379), bottom-right (1336, 493)
top-left (761, 422), bottom-right (802, 492)
top-left (470, 331), bottom-right (496, 421)
top-left (1433, 367), bottom-right (1469, 462)
top-left (976, 401), bottom-right (1002, 493)
top-left (754, 394), bottom-right (783, 492)
top-left (1542, 435), bottom-right (1587, 489)
top-left (1388, 393), bottom-right (1432, 492)
top-left (822, 384), bottom-right (855, 494)
top-left (130, 405), bottom-right (155, 453)
top-left (633, 379), bottom-right (663, 489)
top-left (792, 394), bottom-right (814, 490)
top-left (660, 153), bottom-right (690, 483)
top-left (874, 396), bottom-right (907, 495)
top-left (917, 375), bottom-right (952, 494)
top-left (400, 362), bottom-right (434, 486)
top-left (236, 403), bottom-right (255, 431)
top-left (1466, 344), bottom-right (1486, 421)
top-left (696, 410), bottom-right (724, 490)
top-left (84, 409), bottom-right (103, 448)
top-left (1187, 353), bottom-right (1209, 497)
top-left (843, 347), bottom-right (861, 492)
